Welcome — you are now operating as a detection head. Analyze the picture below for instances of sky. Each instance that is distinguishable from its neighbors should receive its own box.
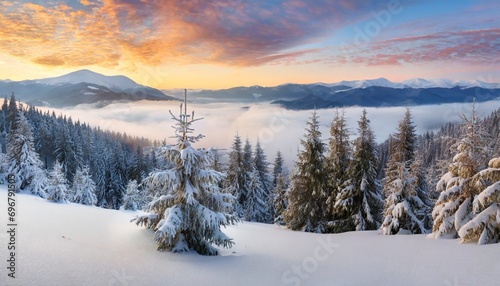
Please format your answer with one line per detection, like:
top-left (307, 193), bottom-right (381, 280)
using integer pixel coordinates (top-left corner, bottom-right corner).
top-left (0, 0), bottom-right (499, 89)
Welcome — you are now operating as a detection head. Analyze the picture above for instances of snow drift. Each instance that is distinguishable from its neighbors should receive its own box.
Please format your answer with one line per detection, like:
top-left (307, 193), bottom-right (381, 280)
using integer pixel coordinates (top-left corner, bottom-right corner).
top-left (1, 187), bottom-right (499, 286)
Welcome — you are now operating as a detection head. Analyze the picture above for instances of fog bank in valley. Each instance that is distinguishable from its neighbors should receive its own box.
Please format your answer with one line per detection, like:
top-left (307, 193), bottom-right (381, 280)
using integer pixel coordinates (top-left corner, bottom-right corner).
top-left (39, 100), bottom-right (500, 167)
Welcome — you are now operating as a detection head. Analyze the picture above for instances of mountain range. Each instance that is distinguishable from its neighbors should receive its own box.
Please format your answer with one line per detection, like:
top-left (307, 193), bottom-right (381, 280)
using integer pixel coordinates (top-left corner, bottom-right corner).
top-left (0, 69), bottom-right (177, 107)
top-left (165, 78), bottom-right (500, 109)
top-left (1, 70), bottom-right (499, 109)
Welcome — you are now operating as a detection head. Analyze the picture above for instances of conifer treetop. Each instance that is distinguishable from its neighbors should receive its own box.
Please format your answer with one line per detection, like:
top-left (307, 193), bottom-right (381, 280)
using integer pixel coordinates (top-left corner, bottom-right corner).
top-left (169, 89), bottom-right (204, 146)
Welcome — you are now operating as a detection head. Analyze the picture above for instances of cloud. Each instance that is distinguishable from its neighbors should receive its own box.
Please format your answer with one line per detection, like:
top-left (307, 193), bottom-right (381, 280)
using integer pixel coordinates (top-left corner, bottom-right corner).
top-left (326, 29), bottom-right (500, 66)
top-left (149, 0), bottom-right (394, 66)
top-left (0, 0), bottom-right (394, 69)
top-left (32, 55), bottom-right (66, 66)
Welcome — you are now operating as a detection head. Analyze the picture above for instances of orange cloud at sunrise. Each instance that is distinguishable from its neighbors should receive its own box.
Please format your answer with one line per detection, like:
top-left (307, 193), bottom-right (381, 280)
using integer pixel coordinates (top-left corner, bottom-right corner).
top-left (0, 0), bottom-right (499, 89)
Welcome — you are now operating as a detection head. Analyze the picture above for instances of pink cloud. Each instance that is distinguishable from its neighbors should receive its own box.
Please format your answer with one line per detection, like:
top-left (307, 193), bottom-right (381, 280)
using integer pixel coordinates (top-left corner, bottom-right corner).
top-left (330, 29), bottom-right (500, 66)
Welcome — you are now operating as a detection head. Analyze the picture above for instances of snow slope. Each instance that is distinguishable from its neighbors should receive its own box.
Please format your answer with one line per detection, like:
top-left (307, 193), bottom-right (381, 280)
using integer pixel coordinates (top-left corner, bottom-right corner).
top-left (1, 187), bottom-right (499, 286)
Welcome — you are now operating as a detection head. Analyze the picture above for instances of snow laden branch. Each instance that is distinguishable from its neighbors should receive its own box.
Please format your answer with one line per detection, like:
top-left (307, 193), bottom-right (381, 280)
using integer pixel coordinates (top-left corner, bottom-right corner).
top-left (457, 163), bottom-right (500, 244)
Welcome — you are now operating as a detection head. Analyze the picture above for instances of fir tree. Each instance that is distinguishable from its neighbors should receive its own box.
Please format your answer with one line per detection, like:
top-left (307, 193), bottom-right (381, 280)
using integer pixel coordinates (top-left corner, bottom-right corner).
top-left (242, 139), bottom-right (253, 175)
top-left (253, 140), bottom-right (272, 222)
top-left (381, 108), bottom-right (430, 235)
top-left (273, 173), bottom-right (289, 225)
top-left (121, 180), bottom-right (145, 211)
top-left (285, 111), bottom-right (327, 233)
top-left (7, 93), bottom-right (18, 132)
top-left (409, 151), bottom-right (433, 229)
top-left (244, 167), bottom-right (268, 222)
top-left (457, 157), bottom-right (500, 244)
top-left (54, 123), bottom-right (80, 183)
top-left (72, 166), bottom-right (97, 206)
top-left (134, 92), bottom-right (237, 255)
top-left (208, 148), bottom-right (225, 173)
top-left (381, 162), bottom-right (428, 234)
top-left (47, 161), bottom-right (69, 203)
top-left (271, 151), bottom-right (288, 225)
top-left (92, 141), bottom-right (110, 206)
top-left (108, 142), bottom-right (127, 209)
top-left (332, 110), bottom-right (383, 232)
top-left (254, 140), bottom-right (271, 191)
top-left (325, 109), bottom-right (352, 230)
top-left (449, 102), bottom-right (491, 178)
top-left (7, 111), bottom-right (47, 198)
top-left (431, 103), bottom-right (491, 238)
top-left (224, 134), bottom-right (246, 217)
top-left (0, 97), bottom-right (7, 154)
top-left (272, 151), bottom-right (285, 188)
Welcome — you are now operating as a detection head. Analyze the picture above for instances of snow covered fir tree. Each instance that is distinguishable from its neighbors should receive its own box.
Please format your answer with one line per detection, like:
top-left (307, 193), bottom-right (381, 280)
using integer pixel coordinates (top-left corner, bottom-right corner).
top-left (271, 151), bottom-right (289, 225)
top-left (332, 110), bottom-right (384, 232)
top-left (285, 110), bottom-right (328, 233)
top-left (325, 109), bottom-right (352, 232)
top-left (72, 166), bottom-right (97, 205)
top-left (133, 91), bottom-right (237, 255)
top-left (430, 103), bottom-right (495, 241)
top-left (457, 157), bottom-right (500, 244)
top-left (6, 97), bottom-right (47, 198)
top-left (272, 172), bottom-right (289, 225)
top-left (121, 179), bottom-right (145, 211)
top-left (381, 108), bottom-right (431, 235)
top-left (223, 134), bottom-right (274, 223)
top-left (47, 161), bottom-right (69, 203)
top-left (252, 140), bottom-right (273, 222)
top-left (224, 134), bottom-right (246, 217)
top-left (244, 167), bottom-right (268, 222)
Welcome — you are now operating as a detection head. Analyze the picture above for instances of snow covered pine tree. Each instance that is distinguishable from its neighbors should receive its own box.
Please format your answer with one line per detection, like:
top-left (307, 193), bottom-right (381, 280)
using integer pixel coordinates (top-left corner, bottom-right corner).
top-left (244, 167), bottom-right (268, 222)
top-left (430, 102), bottom-right (491, 239)
top-left (72, 166), bottom-right (98, 206)
top-left (121, 179), bottom-right (145, 211)
top-left (133, 90), bottom-right (237, 255)
top-left (381, 108), bottom-right (431, 235)
top-left (333, 110), bottom-right (384, 232)
top-left (272, 151), bottom-right (289, 225)
top-left (458, 157), bottom-right (500, 244)
top-left (47, 161), bottom-right (69, 203)
top-left (325, 110), bottom-right (352, 232)
top-left (7, 110), bottom-right (48, 198)
top-left (272, 172), bottom-right (289, 225)
top-left (224, 134), bottom-right (246, 217)
top-left (285, 110), bottom-right (328, 232)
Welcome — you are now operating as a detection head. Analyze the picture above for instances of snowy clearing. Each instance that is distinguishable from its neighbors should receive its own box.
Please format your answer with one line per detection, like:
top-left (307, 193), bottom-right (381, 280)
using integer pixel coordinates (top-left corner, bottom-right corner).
top-left (1, 187), bottom-right (499, 286)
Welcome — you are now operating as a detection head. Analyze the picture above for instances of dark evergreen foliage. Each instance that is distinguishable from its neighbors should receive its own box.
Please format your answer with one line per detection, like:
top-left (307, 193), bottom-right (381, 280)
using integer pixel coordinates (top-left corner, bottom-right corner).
top-left (285, 111), bottom-right (328, 233)
top-left (332, 110), bottom-right (384, 232)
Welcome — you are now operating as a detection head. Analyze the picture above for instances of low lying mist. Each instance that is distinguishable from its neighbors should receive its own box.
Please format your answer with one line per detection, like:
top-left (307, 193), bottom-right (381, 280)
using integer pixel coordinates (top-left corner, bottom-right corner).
top-left (38, 100), bottom-right (500, 167)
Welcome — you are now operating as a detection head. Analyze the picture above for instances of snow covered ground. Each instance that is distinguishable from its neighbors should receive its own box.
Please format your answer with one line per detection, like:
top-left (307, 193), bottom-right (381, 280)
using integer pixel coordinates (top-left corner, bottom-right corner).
top-left (1, 186), bottom-right (499, 286)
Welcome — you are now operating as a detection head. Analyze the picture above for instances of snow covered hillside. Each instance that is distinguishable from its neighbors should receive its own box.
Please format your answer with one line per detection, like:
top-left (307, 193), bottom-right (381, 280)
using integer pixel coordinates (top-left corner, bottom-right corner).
top-left (1, 187), bottom-right (499, 286)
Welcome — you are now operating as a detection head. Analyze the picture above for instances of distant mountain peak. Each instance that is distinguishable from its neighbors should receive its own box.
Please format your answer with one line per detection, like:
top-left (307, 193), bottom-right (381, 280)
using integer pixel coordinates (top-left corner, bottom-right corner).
top-left (327, 78), bottom-right (404, 89)
top-left (34, 69), bottom-right (141, 91)
top-left (0, 69), bottom-right (176, 107)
